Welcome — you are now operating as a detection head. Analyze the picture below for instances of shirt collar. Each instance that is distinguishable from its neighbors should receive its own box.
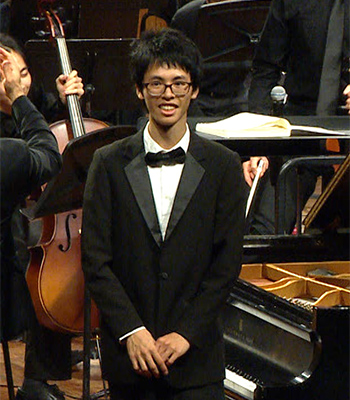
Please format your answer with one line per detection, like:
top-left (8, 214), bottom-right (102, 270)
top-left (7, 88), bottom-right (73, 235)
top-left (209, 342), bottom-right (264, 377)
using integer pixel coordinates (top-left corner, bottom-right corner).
top-left (143, 122), bottom-right (190, 154)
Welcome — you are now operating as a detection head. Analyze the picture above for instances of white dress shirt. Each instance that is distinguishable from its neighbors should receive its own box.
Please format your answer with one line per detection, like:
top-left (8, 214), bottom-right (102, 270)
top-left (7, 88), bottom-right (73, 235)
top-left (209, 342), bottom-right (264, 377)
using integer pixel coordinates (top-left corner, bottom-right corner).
top-left (143, 123), bottom-right (190, 240)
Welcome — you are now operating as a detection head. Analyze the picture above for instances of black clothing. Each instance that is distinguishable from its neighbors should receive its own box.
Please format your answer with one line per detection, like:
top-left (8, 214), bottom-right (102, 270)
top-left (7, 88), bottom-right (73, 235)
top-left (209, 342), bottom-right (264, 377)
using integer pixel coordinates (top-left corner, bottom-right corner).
top-left (249, 0), bottom-right (348, 116)
top-left (109, 380), bottom-right (225, 400)
top-left (0, 96), bottom-right (61, 341)
top-left (247, 0), bottom-right (349, 234)
top-left (82, 130), bottom-right (245, 389)
top-left (0, 94), bottom-right (71, 380)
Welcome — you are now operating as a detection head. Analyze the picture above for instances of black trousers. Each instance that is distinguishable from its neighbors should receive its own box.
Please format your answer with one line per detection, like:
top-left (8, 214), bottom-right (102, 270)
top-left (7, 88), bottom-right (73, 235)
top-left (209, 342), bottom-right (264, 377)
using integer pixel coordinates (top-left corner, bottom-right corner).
top-left (24, 315), bottom-right (71, 381)
top-left (109, 380), bottom-right (225, 400)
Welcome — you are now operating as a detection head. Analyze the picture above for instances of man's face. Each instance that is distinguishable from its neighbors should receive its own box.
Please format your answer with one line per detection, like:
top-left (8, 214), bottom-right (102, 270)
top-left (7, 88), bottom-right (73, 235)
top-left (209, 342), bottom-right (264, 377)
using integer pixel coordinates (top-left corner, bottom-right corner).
top-left (136, 63), bottom-right (199, 131)
top-left (0, 51), bottom-right (31, 113)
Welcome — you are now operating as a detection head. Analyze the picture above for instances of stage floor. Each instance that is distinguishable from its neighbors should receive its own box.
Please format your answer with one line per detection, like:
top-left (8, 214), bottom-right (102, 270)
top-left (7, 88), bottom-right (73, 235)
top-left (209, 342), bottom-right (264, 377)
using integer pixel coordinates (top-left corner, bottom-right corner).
top-left (0, 336), bottom-right (107, 400)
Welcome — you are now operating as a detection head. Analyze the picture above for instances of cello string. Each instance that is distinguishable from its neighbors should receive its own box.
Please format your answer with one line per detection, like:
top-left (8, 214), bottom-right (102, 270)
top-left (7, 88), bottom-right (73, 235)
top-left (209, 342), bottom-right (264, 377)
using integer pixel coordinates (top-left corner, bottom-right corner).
top-left (57, 38), bottom-right (86, 137)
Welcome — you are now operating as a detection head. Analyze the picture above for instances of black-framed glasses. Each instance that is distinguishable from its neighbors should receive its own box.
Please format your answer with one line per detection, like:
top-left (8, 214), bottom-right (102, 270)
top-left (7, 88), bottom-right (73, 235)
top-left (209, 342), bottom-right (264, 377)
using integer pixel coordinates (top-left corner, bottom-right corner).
top-left (143, 81), bottom-right (192, 97)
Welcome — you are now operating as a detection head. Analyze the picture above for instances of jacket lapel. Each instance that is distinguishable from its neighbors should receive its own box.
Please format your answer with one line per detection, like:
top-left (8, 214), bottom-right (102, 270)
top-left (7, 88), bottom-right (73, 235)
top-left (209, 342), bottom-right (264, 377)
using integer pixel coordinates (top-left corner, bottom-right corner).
top-left (124, 131), bottom-right (206, 246)
top-left (165, 133), bottom-right (205, 241)
top-left (125, 133), bottom-right (162, 246)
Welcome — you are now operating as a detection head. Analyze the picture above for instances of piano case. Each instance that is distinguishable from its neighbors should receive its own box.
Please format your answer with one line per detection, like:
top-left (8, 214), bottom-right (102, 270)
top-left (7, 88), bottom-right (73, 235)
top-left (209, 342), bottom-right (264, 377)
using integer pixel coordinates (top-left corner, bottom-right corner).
top-left (224, 155), bottom-right (350, 399)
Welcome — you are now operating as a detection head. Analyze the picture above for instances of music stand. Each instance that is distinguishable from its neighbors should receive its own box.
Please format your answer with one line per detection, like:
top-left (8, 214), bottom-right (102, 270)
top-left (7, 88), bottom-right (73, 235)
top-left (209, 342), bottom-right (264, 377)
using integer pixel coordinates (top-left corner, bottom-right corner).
top-left (78, 0), bottom-right (142, 38)
top-left (25, 39), bottom-right (142, 119)
top-left (23, 125), bottom-right (136, 220)
top-left (195, 0), bottom-right (271, 63)
top-left (188, 0), bottom-right (271, 116)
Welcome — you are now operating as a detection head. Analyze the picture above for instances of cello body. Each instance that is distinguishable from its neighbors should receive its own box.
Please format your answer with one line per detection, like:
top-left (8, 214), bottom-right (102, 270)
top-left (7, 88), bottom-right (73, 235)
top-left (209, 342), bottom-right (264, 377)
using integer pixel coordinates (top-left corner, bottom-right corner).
top-left (26, 209), bottom-right (92, 333)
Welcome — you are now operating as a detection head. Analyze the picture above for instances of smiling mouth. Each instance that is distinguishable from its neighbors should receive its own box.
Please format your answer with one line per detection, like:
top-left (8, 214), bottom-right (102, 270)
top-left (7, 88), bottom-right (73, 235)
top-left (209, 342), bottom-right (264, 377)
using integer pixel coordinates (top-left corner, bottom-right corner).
top-left (160, 105), bottom-right (177, 111)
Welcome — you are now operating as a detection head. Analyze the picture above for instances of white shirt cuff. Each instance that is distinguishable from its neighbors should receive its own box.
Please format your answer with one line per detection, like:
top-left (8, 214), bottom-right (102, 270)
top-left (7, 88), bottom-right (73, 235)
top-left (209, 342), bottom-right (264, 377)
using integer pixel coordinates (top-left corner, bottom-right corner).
top-left (119, 326), bottom-right (146, 343)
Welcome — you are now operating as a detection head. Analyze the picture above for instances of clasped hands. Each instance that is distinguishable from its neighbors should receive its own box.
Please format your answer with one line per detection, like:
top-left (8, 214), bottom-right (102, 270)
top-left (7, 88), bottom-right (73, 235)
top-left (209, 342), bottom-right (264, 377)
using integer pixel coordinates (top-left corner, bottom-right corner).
top-left (126, 329), bottom-right (190, 379)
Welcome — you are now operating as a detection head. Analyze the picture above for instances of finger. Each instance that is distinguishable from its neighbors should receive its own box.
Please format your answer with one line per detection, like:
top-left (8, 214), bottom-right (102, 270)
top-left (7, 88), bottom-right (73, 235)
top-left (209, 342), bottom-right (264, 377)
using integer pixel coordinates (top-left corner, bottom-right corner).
top-left (242, 166), bottom-right (253, 186)
top-left (343, 84), bottom-right (350, 95)
top-left (157, 345), bottom-right (173, 362)
top-left (166, 351), bottom-right (180, 366)
top-left (69, 69), bottom-right (79, 78)
top-left (144, 355), bottom-right (161, 378)
top-left (57, 74), bottom-right (68, 86)
top-left (152, 351), bottom-right (169, 376)
top-left (137, 357), bottom-right (152, 379)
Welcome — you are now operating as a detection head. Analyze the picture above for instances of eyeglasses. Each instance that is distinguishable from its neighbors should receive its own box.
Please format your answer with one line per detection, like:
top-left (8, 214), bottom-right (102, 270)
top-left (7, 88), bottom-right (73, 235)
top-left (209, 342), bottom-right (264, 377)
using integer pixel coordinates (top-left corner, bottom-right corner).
top-left (143, 81), bottom-right (192, 97)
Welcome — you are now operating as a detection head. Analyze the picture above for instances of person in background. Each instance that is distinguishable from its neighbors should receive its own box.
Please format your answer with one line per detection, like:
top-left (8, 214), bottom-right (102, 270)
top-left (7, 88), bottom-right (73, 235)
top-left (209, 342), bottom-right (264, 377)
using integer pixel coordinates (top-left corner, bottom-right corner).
top-left (82, 27), bottom-right (246, 400)
top-left (171, 0), bottom-right (251, 117)
top-left (245, 0), bottom-right (350, 235)
top-left (0, 34), bottom-right (84, 400)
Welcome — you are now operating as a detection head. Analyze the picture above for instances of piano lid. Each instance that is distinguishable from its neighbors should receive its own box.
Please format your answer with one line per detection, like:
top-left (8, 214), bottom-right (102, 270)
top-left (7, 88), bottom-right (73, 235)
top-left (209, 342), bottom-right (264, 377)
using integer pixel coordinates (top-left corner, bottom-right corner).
top-left (224, 280), bottom-right (321, 391)
top-left (304, 153), bottom-right (350, 231)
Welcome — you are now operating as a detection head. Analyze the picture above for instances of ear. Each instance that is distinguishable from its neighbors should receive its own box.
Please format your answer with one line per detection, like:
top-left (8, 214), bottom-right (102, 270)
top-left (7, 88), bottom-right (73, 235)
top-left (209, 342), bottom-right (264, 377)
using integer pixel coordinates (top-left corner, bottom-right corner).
top-left (191, 87), bottom-right (199, 100)
top-left (136, 85), bottom-right (144, 100)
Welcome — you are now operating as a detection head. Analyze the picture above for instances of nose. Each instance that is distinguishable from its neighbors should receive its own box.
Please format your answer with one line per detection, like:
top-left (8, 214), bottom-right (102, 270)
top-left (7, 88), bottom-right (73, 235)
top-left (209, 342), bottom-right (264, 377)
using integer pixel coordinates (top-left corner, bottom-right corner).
top-left (163, 85), bottom-right (175, 98)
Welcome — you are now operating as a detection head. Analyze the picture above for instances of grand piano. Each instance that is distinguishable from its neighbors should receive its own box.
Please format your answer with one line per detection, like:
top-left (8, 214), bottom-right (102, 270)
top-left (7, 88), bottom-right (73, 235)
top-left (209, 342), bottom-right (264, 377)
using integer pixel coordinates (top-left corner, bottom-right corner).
top-left (222, 136), bottom-right (350, 399)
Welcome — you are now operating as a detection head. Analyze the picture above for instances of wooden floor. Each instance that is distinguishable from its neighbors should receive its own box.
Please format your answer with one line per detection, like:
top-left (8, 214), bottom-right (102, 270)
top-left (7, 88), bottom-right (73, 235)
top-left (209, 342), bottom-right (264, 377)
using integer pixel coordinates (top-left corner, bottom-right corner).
top-left (0, 337), bottom-right (108, 400)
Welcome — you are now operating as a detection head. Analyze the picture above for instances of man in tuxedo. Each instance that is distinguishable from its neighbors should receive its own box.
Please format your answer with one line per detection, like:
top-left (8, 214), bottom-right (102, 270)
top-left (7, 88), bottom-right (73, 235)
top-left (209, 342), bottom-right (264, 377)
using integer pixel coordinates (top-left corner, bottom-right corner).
top-left (82, 28), bottom-right (246, 400)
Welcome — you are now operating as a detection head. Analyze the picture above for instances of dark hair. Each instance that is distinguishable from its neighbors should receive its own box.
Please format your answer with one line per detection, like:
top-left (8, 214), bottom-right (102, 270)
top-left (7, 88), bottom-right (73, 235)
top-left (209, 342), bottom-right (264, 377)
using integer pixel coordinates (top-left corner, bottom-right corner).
top-left (0, 33), bottom-right (26, 63)
top-left (129, 28), bottom-right (203, 91)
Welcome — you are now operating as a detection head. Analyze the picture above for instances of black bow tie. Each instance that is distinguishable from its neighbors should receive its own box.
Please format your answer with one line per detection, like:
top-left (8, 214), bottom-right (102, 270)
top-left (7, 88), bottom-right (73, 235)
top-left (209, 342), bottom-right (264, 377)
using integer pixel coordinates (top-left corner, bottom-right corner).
top-left (145, 147), bottom-right (186, 167)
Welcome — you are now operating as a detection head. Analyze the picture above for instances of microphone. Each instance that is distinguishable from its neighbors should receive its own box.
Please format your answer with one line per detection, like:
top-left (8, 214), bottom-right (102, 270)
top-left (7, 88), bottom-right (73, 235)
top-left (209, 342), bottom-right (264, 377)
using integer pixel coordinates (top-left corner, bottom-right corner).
top-left (270, 86), bottom-right (287, 117)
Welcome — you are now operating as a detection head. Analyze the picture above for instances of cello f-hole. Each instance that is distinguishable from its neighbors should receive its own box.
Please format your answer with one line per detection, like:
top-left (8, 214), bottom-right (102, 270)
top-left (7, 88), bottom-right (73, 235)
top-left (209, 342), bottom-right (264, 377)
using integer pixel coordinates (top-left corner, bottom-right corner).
top-left (58, 212), bottom-right (77, 252)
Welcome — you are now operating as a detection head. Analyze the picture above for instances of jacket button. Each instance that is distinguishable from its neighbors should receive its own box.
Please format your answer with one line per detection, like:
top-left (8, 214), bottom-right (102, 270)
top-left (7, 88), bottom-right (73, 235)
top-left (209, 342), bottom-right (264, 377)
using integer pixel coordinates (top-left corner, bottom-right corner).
top-left (159, 272), bottom-right (169, 280)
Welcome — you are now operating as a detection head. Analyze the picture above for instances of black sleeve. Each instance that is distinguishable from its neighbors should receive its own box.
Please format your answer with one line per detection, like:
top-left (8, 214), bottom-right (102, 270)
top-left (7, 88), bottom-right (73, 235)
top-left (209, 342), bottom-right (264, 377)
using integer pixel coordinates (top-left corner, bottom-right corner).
top-left (248, 0), bottom-right (289, 114)
top-left (11, 95), bottom-right (62, 187)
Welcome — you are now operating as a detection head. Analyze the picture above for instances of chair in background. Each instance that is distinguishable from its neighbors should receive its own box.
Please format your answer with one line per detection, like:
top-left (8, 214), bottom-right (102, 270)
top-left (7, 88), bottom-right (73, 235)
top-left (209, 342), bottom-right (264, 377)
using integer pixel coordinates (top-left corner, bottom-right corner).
top-left (275, 155), bottom-right (348, 234)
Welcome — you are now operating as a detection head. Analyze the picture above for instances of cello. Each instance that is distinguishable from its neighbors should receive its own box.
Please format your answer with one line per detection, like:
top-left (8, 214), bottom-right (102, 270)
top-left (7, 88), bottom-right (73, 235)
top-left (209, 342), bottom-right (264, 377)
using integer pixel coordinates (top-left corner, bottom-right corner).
top-left (26, 3), bottom-right (106, 334)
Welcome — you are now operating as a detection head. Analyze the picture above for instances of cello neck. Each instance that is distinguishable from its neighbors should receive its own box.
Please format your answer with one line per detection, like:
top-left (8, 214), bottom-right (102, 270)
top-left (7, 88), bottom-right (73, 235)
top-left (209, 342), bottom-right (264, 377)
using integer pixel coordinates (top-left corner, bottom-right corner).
top-left (55, 37), bottom-right (86, 138)
top-left (42, 5), bottom-right (86, 139)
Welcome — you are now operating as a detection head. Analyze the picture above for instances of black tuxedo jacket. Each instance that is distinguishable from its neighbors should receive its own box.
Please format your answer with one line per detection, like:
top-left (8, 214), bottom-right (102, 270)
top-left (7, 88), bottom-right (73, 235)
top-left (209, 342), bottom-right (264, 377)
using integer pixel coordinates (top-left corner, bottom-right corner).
top-left (82, 129), bottom-right (246, 388)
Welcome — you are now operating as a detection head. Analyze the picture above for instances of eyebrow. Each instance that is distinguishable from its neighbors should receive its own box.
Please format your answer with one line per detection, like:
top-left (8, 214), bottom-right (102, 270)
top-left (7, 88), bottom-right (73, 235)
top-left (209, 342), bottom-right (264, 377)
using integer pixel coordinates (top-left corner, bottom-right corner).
top-left (148, 74), bottom-right (188, 81)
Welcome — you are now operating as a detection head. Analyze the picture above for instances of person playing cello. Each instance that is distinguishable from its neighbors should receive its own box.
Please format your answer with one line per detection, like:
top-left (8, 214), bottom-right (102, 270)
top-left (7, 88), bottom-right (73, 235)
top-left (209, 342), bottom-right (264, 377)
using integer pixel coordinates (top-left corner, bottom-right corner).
top-left (0, 33), bottom-right (84, 400)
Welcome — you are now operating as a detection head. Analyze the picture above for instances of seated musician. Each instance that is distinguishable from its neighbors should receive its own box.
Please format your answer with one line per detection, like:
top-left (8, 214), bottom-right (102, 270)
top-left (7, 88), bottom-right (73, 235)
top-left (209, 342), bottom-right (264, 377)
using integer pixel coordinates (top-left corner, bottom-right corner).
top-left (244, 0), bottom-right (350, 235)
top-left (0, 34), bottom-right (84, 400)
top-left (0, 41), bottom-right (60, 396)
top-left (82, 27), bottom-right (246, 400)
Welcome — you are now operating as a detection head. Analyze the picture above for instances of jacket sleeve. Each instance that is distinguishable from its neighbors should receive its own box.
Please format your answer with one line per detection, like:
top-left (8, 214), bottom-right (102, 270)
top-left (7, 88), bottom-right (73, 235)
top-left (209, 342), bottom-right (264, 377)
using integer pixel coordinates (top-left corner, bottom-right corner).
top-left (1, 96), bottom-right (61, 207)
top-left (81, 150), bottom-right (145, 341)
top-left (11, 95), bottom-right (62, 187)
